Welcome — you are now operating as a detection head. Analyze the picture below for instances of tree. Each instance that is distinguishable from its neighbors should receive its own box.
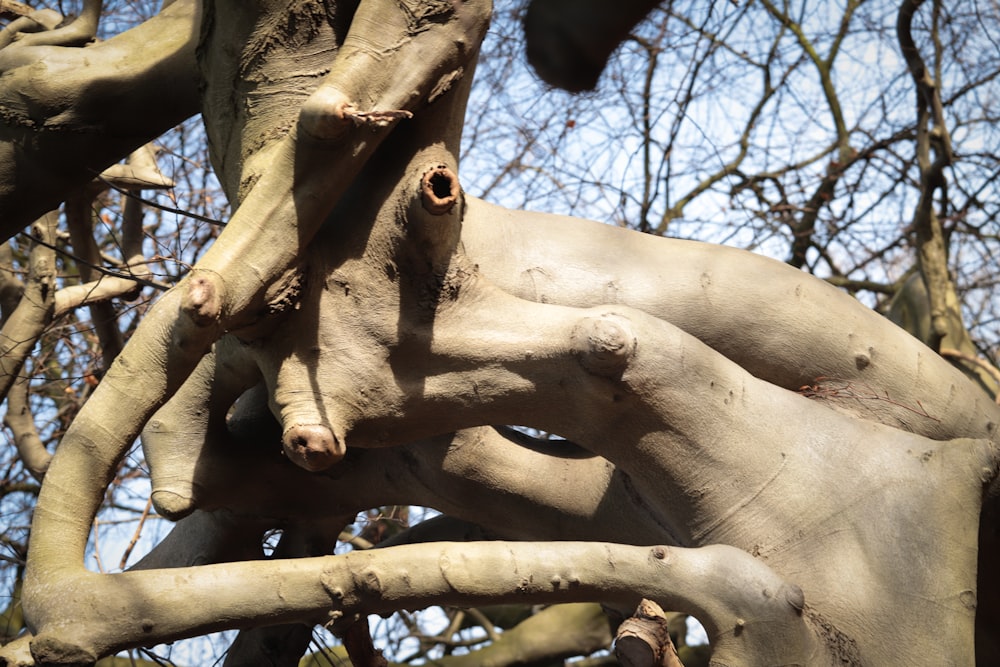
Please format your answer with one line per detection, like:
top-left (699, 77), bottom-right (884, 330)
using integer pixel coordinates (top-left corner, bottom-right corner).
top-left (0, 0), bottom-right (998, 665)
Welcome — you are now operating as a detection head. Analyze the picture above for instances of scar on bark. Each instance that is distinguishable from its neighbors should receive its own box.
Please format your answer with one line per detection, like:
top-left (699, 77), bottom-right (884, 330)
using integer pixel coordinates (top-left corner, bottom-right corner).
top-left (572, 313), bottom-right (637, 378)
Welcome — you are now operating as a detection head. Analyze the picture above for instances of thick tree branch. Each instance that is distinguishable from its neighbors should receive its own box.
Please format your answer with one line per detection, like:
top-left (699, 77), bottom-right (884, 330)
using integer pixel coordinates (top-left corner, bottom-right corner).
top-left (0, 0), bottom-right (200, 239)
top-left (0, 212), bottom-right (57, 403)
top-left (22, 2), bottom-right (492, 659)
top-left (304, 602), bottom-right (614, 667)
top-left (12, 4), bottom-right (998, 667)
top-left (462, 199), bottom-right (1000, 443)
top-left (523, 0), bottom-right (662, 91)
top-left (6, 0), bottom-right (102, 48)
top-left (3, 373), bottom-right (50, 479)
top-left (898, 0), bottom-right (966, 360)
top-left (135, 186), bottom-right (989, 667)
top-left (27, 542), bottom-right (815, 665)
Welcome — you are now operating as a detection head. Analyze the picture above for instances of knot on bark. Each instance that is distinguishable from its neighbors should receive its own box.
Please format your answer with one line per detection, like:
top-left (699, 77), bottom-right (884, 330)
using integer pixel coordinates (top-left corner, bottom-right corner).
top-left (182, 271), bottom-right (223, 327)
top-left (784, 583), bottom-right (805, 615)
top-left (282, 423), bottom-right (345, 471)
top-left (572, 313), bottom-right (636, 378)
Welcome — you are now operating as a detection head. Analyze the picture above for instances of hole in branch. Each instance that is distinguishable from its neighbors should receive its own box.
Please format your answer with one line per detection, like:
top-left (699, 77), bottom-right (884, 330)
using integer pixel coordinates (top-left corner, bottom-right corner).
top-left (429, 173), bottom-right (452, 199)
top-left (421, 166), bottom-right (460, 215)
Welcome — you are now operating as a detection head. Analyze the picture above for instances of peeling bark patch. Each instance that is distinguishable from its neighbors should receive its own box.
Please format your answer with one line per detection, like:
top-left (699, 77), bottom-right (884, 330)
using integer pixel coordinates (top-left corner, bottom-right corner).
top-left (344, 107), bottom-right (413, 127)
top-left (396, 0), bottom-right (456, 30)
top-left (428, 68), bottom-right (464, 103)
top-left (264, 267), bottom-right (305, 315)
top-left (804, 607), bottom-right (863, 666)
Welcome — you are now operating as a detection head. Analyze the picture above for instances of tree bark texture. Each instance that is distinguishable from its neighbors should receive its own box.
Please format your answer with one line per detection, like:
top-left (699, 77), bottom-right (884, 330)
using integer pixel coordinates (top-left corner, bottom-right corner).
top-left (0, 1), bottom-right (995, 666)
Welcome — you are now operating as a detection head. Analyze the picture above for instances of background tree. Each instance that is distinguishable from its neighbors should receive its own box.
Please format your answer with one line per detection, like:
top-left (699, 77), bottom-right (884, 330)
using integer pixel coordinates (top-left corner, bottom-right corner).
top-left (0, 0), bottom-right (998, 665)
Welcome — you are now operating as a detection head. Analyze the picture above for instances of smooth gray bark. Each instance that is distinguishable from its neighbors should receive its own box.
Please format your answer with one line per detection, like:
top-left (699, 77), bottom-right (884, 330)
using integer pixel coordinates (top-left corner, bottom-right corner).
top-left (0, 1), bottom-right (995, 666)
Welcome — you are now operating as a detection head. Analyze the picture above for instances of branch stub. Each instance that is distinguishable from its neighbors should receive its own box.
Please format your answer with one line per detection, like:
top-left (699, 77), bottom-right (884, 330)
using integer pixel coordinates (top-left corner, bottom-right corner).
top-left (420, 165), bottom-right (460, 216)
top-left (282, 423), bottom-right (346, 472)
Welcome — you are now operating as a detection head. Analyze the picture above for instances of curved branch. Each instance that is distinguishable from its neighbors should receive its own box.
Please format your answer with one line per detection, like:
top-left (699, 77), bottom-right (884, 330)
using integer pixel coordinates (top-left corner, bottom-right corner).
top-left (898, 0), bottom-right (963, 357)
top-left (461, 198), bottom-right (1000, 443)
top-left (0, 0), bottom-right (200, 239)
top-left (523, 0), bottom-right (662, 91)
top-left (0, 8), bottom-right (61, 49)
top-left (0, 212), bottom-right (57, 403)
top-left (4, 0), bottom-right (102, 48)
top-left (305, 603), bottom-right (614, 667)
top-left (3, 373), bottom-right (50, 479)
top-left (27, 542), bottom-right (815, 666)
top-left (23, 0), bottom-right (493, 647)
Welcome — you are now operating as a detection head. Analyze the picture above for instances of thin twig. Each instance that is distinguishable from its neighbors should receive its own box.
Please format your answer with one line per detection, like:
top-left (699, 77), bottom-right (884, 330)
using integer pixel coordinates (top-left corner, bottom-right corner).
top-left (798, 376), bottom-right (941, 422)
top-left (20, 231), bottom-right (170, 292)
top-left (94, 174), bottom-right (227, 227)
top-left (940, 348), bottom-right (1000, 404)
top-left (92, 517), bottom-right (105, 574)
top-left (119, 496), bottom-right (153, 570)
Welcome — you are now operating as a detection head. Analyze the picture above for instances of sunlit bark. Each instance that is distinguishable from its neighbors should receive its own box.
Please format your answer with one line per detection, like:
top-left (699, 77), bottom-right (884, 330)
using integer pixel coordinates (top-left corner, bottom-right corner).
top-left (0, 1), bottom-right (996, 666)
